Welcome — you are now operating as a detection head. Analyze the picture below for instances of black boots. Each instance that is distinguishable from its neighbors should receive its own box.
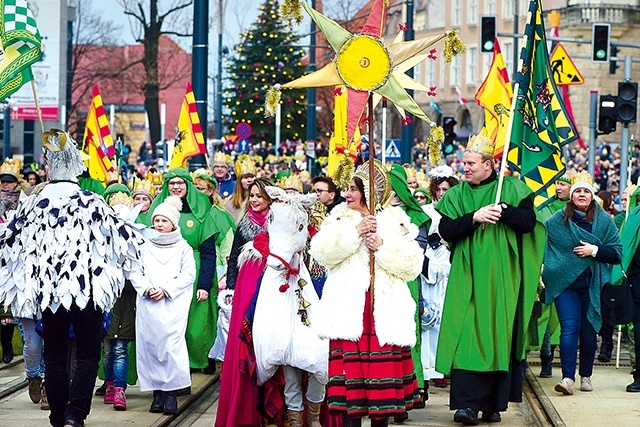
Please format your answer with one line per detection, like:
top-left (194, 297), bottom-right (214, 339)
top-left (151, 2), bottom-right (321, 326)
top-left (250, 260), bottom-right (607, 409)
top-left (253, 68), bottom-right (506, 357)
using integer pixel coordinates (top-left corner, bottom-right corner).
top-left (627, 378), bottom-right (640, 392)
top-left (149, 390), bottom-right (165, 413)
top-left (341, 415), bottom-right (362, 427)
top-left (540, 354), bottom-right (553, 378)
top-left (1, 323), bottom-right (14, 364)
top-left (163, 391), bottom-right (178, 415)
top-left (454, 408), bottom-right (479, 426)
top-left (202, 358), bottom-right (217, 375)
top-left (597, 341), bottom-right (613, 362)
top-left (370, 418), bottom-right (389, 427)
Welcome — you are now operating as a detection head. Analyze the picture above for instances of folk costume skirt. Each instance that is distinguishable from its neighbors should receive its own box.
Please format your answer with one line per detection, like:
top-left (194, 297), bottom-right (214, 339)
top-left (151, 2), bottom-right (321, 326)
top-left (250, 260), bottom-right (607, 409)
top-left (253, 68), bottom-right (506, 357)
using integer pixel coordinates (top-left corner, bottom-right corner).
top-left (327, 291), bottom-right (420, 419)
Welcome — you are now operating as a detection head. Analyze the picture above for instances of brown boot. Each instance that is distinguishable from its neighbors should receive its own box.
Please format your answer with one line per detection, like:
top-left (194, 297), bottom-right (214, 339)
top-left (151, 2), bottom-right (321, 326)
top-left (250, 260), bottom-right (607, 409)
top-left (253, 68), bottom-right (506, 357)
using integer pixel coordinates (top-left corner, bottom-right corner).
top-left (287, 410), bottom-right (304, 427)
top-left (306, 401), bottom-right (322, 427)
top-left (40, 381), bottom-right (49, 410)
top-left (27, 376), bottom-right (42, 403)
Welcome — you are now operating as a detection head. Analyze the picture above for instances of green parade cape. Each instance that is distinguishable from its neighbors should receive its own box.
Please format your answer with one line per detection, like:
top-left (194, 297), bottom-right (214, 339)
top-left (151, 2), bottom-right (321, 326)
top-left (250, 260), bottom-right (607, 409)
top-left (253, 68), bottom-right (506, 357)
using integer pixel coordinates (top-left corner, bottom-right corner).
top-left (611, 203), bottom-right (640, 286)
top-left (388, 164), bottom-right (431, 390)
top-left (144, 168), bottom-right (231, 368)
top-left (78, 174), bottom-right (105, 196)
top-left (543, 204), bottom-right (622, 333)
top-left (435, 176), bottom-right (546, 375)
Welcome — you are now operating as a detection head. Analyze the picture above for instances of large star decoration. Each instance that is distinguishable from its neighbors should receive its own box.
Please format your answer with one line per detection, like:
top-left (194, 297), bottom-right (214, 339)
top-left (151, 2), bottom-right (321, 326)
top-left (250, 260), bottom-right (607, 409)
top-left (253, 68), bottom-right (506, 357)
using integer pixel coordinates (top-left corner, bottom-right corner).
top-left (266, 0), bottom-right (465, 145)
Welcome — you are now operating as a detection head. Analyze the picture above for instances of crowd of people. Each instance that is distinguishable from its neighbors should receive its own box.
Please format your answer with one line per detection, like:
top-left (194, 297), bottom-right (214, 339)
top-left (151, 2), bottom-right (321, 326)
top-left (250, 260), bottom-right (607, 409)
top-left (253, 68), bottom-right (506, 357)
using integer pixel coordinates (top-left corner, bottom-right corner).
top-left (0, 130), bottom-right (639, 427)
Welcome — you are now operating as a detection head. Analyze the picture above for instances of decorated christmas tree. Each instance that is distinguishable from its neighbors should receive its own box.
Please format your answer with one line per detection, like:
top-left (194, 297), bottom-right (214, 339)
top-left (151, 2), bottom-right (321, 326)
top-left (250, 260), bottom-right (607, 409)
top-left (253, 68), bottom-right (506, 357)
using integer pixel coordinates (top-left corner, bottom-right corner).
top-left (224, 0), bottom-right (307, 144)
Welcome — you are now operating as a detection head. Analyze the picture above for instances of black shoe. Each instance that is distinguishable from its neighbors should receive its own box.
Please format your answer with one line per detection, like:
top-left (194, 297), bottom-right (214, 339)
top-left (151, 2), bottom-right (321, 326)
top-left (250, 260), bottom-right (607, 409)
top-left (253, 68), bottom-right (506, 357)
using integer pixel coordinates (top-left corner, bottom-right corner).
top-left (163, 392), bottom-right (178, 415)
top-left (95, 382), bottom-right (107, 396)
top-left (342, 415), bottom-right (362, 427)
top-left (540, 356), bottom-right (553, 378)
top-left (175, 386), bottom-right (191, 396)
top-left (481, 412), bottom-right (502, 423)
top-left (597, 342), bottom-right (613, 362)
top-left (371, 417), bottom-right (389, 427)
top-left (393, 411), bottom-right (408, 423)
top-left (63, 418), bottom-right (84, 427)
top-left (626, 380), bottom-right (640, 392)
top-left (202, 358), bottom-right (217, 375)
top-left (453, 408), bottom-right (479, 426)
top-left (149, 390), bottom-right (165, 413)
top-left (189, 367), bottom-right (201, 374)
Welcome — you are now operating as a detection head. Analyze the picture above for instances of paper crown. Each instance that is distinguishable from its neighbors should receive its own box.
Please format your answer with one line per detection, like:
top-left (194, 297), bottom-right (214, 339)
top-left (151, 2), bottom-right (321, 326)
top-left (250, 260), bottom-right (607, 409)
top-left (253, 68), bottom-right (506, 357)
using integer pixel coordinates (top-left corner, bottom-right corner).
top-left (191, 168), bottom-right (217, 188)
top-left (107, 170), bottom-right (120, 184)
top-left (571, 170), bottom-right (594, 187)
top-left (108, 191), bottom-right (134, 207)
top-left (145, 170), bottom-right (164, 185)
top-left (234, 154), bottom-right (257, 177)
top-left (0, 158), bottom-right (22, 179)
top-left (213, 151), bottom-right (230, 166)
top-left (131, 177), bottom-right (157, 198)
top-left (466, 134), bottom-right (495, 159)
top-left (557, 168), bottom-right (577, 184)
top-left (280, 174), bottom-right (303, 192)
top-left (299, 170), bottom-right (311, 179)
top-left (404, 167), bottom-right (416, 179)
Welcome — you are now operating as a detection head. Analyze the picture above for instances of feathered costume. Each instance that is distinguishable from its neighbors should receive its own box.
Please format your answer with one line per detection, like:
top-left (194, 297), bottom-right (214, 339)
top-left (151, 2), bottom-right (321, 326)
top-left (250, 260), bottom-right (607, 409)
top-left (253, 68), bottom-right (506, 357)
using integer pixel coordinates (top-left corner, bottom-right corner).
top-left (0, 130), bottom-right (145, 319)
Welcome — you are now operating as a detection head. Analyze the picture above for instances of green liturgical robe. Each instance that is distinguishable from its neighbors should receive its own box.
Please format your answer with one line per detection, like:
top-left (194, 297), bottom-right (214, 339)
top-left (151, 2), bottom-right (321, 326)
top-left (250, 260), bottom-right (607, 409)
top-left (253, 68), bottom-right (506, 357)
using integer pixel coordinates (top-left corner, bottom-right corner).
top-left (435, 176), bottom-right (545, 375)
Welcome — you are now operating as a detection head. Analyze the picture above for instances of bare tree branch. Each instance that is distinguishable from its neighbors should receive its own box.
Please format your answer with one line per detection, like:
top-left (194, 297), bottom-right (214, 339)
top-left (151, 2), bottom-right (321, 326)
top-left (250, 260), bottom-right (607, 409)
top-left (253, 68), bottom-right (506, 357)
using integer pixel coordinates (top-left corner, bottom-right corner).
top-left (158, 0), bottom-right (193, 21)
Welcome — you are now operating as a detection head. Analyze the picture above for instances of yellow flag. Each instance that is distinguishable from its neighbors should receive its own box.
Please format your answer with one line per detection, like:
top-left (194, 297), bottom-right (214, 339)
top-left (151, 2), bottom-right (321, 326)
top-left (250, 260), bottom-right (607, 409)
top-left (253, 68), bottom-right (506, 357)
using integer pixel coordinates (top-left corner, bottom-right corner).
top-left (169, 83), bottom-right (206, 169)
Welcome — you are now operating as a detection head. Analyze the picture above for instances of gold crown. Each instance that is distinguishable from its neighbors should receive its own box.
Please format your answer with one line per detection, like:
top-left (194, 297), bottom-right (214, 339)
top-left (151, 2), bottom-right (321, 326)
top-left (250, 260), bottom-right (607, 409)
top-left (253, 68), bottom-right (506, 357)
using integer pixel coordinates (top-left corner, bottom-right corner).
top-left (466, 134), bottom-right (495, 159)
top-left (108, 191), bottom-right (134, 207)
top-left (280, 174), bottom-right (303, 192)
top-left (145, 171), bottom-right (164, 185)
top-left (131, 178), bottom-right (156, 198)
top-left (404, 167), bottom-right (417, 179)
top-left (571, 170), bottom-right (594, 187)
top-left (234, 154), bottom-right (256, 177)
top-left (213, 151), bottom-right (230, 166)
top-left (299, 170), bottom-right (310, 179)
top-left (0, 158), bottom-right (21, 179)
top-left (107, 170), bottom-right (120, 184)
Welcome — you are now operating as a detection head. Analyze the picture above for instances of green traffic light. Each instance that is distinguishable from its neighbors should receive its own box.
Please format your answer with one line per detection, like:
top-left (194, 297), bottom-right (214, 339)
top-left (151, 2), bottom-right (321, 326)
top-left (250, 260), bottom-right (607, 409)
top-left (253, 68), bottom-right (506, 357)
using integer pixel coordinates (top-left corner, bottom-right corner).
top-left (483, 40), bottom-right (494, 52)
top-left (596, 49), bottom-right (606, 59)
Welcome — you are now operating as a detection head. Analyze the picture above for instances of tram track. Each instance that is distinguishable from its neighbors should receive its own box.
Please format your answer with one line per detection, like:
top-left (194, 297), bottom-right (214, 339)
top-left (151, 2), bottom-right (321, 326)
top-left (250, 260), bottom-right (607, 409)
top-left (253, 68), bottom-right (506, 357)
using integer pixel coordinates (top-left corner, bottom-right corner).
top-left (0, 357), bottom-right (28, 401)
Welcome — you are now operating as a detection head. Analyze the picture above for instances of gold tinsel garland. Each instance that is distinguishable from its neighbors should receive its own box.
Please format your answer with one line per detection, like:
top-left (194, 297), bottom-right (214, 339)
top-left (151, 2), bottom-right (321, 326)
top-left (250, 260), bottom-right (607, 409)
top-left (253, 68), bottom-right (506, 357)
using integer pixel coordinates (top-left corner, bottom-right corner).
top-left (427, 125), bottom-right (444, 166)
top-left (264, 85), bottom-right (282, 117)
top-left (280, 0), bottom-right (304, 24)
top-left (443, 30), bottom-right (467, 65)
top-left (331, 156), bottom-right (355, 192)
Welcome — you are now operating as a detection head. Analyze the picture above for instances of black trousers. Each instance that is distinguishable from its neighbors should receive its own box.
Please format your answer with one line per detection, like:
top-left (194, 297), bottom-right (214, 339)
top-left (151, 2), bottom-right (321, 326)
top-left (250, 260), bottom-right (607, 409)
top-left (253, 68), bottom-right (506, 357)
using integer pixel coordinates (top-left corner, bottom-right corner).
top-left (42, 303), bottom-right (103, 427)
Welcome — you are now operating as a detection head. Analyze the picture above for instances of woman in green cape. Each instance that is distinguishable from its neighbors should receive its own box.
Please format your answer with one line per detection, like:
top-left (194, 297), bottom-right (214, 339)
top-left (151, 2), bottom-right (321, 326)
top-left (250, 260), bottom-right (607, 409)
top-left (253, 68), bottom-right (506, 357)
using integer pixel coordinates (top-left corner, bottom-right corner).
top-left (143, 168), bottom-right (235, 372)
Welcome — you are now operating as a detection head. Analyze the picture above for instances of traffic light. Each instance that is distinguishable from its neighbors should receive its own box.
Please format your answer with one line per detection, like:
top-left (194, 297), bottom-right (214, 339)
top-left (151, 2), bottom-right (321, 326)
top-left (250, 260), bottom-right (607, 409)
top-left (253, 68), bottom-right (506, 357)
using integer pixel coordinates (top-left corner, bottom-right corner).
top-left (480, 16), bottom-right (497, 54)
top-left (617, 81), bottom-right (638, 124)
top-left (598, 94), bottom-right (617, 134)
top-left (155, 140), bottom-right (168, 166)
top-left (591, 23), bottom-right (610, 63)
top-left (609, 45), bottom-right (620, 75)
top-left (443, 117), bottom-right (457, 155)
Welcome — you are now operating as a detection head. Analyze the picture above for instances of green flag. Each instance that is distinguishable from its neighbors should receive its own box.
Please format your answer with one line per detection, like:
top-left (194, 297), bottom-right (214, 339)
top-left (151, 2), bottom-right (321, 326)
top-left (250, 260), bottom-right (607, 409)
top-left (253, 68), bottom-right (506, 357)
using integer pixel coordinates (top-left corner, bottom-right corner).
top-left (506, 0), bottom-right (577, 208)
top-left (0, 0), bottom-right (42, 102)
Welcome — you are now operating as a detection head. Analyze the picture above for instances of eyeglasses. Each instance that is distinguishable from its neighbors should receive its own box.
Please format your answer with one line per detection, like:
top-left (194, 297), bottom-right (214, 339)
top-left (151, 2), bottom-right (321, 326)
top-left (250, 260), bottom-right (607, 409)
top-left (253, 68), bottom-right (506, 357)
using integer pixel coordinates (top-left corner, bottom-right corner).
top-left (314, 189), bottom-right (330, 194)
top-left (415, 194), bottom-right (427, 200)
top-left (168, 181), bottom-right (186, 187)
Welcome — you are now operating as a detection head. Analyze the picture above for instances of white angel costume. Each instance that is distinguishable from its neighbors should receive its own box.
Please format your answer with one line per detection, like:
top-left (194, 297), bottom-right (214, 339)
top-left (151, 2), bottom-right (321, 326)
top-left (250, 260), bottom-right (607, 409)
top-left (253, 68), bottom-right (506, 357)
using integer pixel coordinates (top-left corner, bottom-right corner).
top-left (208, 289), bottom-right (233, 361)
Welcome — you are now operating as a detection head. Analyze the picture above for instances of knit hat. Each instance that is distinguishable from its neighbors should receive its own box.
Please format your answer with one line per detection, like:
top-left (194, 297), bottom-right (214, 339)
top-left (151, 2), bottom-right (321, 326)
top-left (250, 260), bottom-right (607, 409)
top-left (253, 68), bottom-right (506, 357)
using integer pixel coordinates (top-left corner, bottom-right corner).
top-left (569, 170), bottom-right (596, 198)
top-left (152, 195), bottom-right (182, 228)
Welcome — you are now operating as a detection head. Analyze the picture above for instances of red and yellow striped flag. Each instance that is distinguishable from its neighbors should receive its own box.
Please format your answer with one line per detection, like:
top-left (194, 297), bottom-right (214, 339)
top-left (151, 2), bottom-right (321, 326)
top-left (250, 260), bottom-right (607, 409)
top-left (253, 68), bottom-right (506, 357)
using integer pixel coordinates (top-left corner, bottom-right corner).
top-left (169, 83), bottom-right (206, 169)
top-left (83, 85), bottom-right (115, 184)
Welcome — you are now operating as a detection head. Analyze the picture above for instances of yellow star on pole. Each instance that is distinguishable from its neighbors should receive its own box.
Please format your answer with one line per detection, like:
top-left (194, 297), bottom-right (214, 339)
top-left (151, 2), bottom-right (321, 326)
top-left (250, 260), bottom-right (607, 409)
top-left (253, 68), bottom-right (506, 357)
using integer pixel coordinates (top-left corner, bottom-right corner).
top-left (266, 0), bottom-right (466, 144)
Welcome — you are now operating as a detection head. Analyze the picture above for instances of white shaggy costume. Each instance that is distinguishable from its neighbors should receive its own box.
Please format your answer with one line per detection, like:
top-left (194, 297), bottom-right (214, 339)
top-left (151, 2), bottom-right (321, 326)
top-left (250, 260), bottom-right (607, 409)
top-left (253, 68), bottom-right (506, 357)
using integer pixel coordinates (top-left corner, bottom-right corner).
top-left (309, 203), bottom-right (424, 347)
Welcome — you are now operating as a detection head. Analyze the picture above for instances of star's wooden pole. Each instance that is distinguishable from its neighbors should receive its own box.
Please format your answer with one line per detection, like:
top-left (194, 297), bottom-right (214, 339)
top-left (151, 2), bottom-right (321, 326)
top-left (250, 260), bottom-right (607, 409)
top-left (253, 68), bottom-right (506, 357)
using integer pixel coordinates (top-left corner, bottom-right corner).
top-left (368, 93), bottom-right (375, 316)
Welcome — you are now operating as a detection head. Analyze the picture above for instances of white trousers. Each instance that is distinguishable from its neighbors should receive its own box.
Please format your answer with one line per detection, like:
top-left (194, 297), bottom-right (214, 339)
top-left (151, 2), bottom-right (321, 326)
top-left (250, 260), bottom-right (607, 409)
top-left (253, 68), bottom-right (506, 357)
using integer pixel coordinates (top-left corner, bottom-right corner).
top-left (283, 365), bottom-right (326, 411)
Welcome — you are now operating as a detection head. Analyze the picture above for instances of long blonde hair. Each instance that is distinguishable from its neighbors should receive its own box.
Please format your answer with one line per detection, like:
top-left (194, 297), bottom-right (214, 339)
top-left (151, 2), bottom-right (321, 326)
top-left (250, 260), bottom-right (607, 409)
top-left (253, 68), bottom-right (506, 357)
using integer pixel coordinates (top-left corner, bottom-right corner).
top-left (229, 174), bottom-right (252, 209)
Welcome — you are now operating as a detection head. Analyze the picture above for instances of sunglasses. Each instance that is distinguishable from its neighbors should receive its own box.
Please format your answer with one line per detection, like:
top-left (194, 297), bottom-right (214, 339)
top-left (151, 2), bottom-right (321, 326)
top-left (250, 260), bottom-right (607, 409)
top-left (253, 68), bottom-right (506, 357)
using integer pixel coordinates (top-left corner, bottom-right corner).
top-left (415, 194), bottom-right (427, 199)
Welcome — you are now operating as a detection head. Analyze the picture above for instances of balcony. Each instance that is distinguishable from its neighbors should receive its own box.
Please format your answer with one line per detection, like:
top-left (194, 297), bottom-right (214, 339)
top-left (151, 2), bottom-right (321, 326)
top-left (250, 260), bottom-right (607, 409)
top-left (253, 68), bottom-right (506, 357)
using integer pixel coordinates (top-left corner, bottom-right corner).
top-left (556, 4), bottom-right (640, 26)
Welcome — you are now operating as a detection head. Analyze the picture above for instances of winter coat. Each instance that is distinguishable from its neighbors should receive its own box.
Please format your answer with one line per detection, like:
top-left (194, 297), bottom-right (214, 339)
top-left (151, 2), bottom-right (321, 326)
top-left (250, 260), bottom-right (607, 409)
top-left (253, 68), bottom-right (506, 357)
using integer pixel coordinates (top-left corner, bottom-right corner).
top-left (106, 281), bottom-right (136, 340)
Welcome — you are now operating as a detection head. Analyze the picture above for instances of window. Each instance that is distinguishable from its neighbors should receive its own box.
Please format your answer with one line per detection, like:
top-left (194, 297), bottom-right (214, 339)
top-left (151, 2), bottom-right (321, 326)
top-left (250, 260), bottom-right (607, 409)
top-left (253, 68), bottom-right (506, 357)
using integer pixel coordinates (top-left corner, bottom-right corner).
top-left (487, 0), bottom-right (496, 15)
top-left (24, 120), bottom-right (35, 165)
top-left (414, 61), bottom-right (423, 85)
top-left (504, 0), bottom-right (514, 18)
top-left (452, 0), bottom-right (462, 26)
top-left (504, 42), bottom-right (514, 78)
top-left (451, 55), bottom-right (461, 86)
top-left (483, 51), bottom-right (493, 79)
top-left (467, 47), bottom-right (478, 84)
top-left (427, 60), bottom-right (437, 87)
top-left (468, 0), bottom-right (478, 25)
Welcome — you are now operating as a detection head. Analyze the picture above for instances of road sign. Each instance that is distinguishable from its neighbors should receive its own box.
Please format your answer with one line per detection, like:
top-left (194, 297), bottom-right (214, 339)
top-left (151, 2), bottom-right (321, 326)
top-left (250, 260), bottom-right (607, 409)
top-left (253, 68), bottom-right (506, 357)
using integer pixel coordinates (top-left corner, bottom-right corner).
top-left (385, 139), bottom-right (401, 160)
top-left (236, 122), bottom-right (252, 139)
top-left (550, 44), bottom-right (584, 86)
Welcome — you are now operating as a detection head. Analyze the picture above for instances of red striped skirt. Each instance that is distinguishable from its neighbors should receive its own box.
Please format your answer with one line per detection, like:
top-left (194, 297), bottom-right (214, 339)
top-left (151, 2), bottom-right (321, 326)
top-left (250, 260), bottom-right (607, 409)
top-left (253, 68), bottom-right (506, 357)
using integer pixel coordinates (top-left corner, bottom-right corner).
top-left (327, 292), bottom-right (420, 419)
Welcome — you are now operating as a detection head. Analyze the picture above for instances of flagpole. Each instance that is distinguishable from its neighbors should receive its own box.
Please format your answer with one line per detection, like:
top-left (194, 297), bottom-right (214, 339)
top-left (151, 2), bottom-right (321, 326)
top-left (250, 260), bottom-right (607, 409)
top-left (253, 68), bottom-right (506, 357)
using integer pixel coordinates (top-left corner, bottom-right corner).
top-left (30, 80), bottom-right (44, 134)
top-left (495, 82), bottom-right (520, 204)
top-left (367, 93), bottom-right (375, 317)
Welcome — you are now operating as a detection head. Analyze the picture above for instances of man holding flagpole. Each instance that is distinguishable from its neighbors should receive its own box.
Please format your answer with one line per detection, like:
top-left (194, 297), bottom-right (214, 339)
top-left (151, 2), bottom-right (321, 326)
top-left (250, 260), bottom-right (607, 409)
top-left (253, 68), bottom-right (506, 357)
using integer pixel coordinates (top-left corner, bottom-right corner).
top-left (435, 134), bottom-right (545, 425)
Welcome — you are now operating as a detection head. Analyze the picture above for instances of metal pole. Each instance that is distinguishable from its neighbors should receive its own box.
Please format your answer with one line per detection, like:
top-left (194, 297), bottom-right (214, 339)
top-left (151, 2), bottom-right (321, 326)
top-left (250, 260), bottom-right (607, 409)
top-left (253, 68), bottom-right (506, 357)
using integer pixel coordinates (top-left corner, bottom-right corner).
top-left (109, 104), bottom-right (115, 137)
top-left (66, 5), bottom-right (75, 130)
top-left (275, 103), bottom-right (281, 158)
top-left (513, 0), bottom-right (519, 80)
top-left (619, 55), bottom-right (633, 195)
top-left (306, 0), bottom-right (317, 175)
top-left (3, 103), bottom-right (10, 158)
top-left (191, 0), bottom-right (209, 168)
top-left (215, 0), bottom-right (223, 139)
top-left (401, 0), bottom-right (414, 164)
top-left (588, 89), bottom-right (597, 177)
top-left (381, 99), bottom-right (387, 165)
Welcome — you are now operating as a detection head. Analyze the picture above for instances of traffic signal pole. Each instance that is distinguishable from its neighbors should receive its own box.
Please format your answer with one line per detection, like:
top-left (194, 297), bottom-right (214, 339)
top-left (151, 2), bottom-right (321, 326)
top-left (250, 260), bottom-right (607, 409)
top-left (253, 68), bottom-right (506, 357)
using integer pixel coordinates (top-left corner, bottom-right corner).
top-left (620, 55), bottom-right (633, 194)
top-left (588, 90), bottom-right (597, 177)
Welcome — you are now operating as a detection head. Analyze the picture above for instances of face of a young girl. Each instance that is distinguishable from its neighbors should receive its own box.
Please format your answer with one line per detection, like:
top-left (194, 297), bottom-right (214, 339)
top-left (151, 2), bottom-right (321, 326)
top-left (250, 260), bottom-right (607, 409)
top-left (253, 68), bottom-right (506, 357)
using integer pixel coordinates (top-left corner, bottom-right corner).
top-left (153, 216), bottom-right (175, 233)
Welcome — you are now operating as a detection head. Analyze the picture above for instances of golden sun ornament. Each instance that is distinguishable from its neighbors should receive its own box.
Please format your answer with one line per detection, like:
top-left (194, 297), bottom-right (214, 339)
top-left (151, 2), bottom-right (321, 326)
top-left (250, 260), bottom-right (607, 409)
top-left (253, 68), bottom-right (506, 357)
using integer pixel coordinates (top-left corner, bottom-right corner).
top-left (266, 0), bottom-right (465, 146)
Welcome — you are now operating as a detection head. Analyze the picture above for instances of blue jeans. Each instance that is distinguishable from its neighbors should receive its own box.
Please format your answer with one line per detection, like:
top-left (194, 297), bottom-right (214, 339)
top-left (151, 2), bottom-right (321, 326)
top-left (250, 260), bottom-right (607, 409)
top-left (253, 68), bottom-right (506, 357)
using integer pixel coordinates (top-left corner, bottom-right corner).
top-left (555, 288), bottom-right (598, 381)
top-left (103, 338), bottom-right (129, 388)
top-left (17, 318), bottom-right (45, 379)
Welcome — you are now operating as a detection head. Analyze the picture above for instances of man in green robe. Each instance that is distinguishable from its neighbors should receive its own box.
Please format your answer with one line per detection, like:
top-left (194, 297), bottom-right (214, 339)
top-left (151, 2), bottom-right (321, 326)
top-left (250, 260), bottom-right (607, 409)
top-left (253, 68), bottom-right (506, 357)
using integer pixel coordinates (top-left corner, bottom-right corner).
top-left (143, 168), bottom-right (235, 372)
top-left (435, 135), bottom-right (545, 426)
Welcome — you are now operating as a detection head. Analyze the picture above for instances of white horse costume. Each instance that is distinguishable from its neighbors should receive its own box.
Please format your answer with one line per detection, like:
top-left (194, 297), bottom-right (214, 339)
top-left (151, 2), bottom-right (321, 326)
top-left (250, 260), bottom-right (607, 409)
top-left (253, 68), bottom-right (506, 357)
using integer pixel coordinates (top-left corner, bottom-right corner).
top-left (246, 187), bottom-right (329, 386)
